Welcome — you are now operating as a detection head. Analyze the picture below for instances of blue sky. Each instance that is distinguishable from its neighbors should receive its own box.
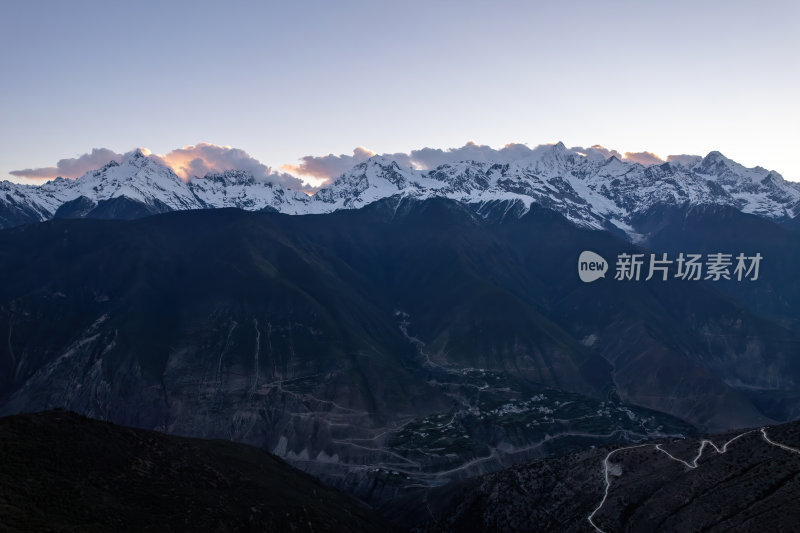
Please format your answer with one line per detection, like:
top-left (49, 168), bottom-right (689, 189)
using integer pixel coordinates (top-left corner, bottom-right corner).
top-left (1, 0), bottom-right (798, 184)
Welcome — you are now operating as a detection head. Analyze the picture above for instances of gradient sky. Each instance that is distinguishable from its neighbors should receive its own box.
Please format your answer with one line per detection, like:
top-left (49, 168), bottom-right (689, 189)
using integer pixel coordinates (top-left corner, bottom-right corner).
top-left (1, 0), bottom-right (798, 184)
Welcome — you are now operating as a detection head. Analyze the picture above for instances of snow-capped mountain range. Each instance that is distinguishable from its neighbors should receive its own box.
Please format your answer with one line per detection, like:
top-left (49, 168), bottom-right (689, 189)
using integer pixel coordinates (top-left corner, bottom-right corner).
top-left (2, 143), bottom-right (799, 238)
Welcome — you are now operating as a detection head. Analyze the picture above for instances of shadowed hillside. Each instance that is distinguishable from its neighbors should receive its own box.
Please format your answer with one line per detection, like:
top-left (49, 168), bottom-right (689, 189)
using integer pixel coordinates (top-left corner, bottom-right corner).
top-left (0, 410), bottom-right (390, 533)
top-left (386, 420), bottom-right (800, 532)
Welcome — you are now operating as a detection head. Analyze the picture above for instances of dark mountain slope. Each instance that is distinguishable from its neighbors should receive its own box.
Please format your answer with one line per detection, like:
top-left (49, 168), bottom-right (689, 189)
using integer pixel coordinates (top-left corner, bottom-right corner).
top-left (0, 410), bottom-right (390, 533)
top-left (54, 195), bottom-right (173, 220)
top-left (637, 204), bottom-right (800, 421)
top-left (641, 204), bottom-right (800, 327)
top-left (388, 420), bottom-right (800, 533)
top-left (0, 199), bottom-right (798, 500)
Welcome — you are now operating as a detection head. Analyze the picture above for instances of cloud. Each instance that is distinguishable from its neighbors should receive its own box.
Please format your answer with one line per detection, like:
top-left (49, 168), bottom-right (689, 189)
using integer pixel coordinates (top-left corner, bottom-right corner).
top-left (9, 143), bottom-right (306, 189)
top-left (9, 148), bottom-right (124, 181)
top-left (622, 151), bottom-right (664, 166)
top-left (284, 142), bottom-right (694, 185)
top-left (572, 146), bottom-right (699, 167)
top-left (578, 146), bottom-right (702, 167)
top-left (158, 143), bottom-right (304, 189)
top-left (281, 142), bottom-right (708, 187)
top-left (283, 142), bottom-right (542, 185)
top-left (666, 154), bottom-right (702, 167)
top-left (407, 141), bottom-right (536, 168)
top-left (280, 147), bottom-right (377, 180)
top-left (572, 145), bottom-right (624, 160)
top-left (8, 142), bottom-right (706, 190)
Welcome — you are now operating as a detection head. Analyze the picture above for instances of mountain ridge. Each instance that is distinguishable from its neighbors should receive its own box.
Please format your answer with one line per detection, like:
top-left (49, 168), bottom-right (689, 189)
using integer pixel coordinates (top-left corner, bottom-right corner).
top-left (2, 145), bottom-right (798, 236)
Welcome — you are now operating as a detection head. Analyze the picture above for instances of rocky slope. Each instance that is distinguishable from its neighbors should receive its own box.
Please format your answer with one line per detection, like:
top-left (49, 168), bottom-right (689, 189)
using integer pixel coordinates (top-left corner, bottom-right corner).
top-left (387, 420), bottom-right (800, 532)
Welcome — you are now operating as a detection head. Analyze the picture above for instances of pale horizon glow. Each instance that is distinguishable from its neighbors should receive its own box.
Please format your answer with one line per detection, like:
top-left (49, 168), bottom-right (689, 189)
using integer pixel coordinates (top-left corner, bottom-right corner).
top-left (1, 1), bottom-right (798, 184)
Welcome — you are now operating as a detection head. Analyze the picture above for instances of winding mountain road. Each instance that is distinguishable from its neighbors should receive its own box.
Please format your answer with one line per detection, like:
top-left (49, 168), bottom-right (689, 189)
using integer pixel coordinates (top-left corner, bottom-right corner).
top-left (588, 427), bottom-right (800, 533)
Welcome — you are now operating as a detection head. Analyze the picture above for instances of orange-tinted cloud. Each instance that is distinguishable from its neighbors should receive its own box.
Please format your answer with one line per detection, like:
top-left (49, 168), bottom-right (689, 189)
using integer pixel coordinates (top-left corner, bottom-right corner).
top-left (622, 151), bottom-right (664, 166)
top-left (8, 142), bottom-right (702, 190)
top-left (155, 143), bottom-right (304, 188)
top-left (9, 143), bottom-right (306, 189)
top-left (9, 148), bottom-right (124, 181)
top-left (572, 145), bottom-right (624, 160)
top-left (283, 142), bottom-right (540, 185)
top-left (281, 147), bottom-right (377, 180)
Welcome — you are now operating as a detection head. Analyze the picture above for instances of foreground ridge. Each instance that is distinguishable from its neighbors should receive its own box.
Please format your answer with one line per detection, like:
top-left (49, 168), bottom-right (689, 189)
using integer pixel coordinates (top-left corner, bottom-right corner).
top-left (588, 427), bottom-right (800, 533)
top-left (0, 410), bottom-right (391, 533)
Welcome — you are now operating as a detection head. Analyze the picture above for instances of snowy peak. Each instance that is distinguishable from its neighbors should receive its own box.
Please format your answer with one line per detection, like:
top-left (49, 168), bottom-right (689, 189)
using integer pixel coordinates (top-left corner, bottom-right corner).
top-left (701, 150), bottom-right (730, 164)
top-left (64, 151), bottom-right (198, 211)
top-left (201, 169), bottom-right (260, 186)
top-left (696, 150), bottom-right (735, 176)
top-left (350, 156), bottom-right (414, 188)
top-left (77, 150), bottom-right (179, 186)
top-left (1, 144), bottom-right (799, 237)
top-left (425, 161), bottom-right (498, 195)
top-left (128, 147), bottom-right (148, 161)
top-left (310, 156), bottom-right (422, 211)
top-left (541, 141), bottom-right (569, 158)
top-left (189, 169), bottom-right (299, 212)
